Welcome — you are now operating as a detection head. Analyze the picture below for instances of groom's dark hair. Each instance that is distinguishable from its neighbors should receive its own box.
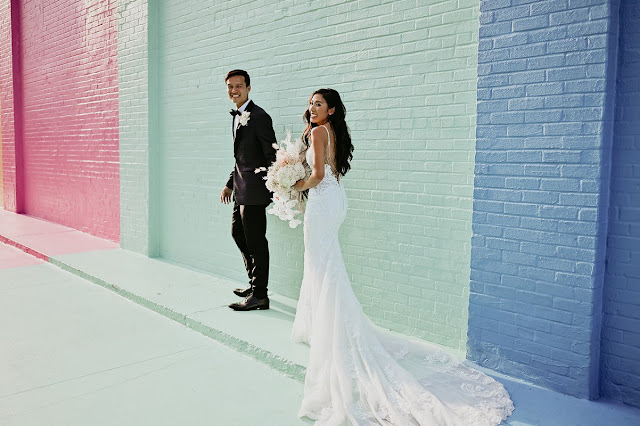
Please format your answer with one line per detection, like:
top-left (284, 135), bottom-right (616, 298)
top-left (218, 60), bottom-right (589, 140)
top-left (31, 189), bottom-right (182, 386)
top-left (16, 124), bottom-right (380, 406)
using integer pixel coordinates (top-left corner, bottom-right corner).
top-left (225, 69), bottom-right (250, 87)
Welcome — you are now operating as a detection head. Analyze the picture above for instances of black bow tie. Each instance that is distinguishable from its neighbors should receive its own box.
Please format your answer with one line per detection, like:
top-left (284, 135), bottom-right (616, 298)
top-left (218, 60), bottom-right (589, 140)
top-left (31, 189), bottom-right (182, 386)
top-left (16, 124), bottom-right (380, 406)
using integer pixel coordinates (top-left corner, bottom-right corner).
top-left (230, 109), bottom-right (242, 116)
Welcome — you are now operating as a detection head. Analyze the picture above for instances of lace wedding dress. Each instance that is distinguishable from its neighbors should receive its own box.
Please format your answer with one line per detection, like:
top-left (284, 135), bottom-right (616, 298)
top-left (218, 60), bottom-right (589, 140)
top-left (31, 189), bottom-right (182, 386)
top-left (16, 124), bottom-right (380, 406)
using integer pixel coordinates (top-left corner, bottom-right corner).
top-left (291, 125), bottom-right (514, 426)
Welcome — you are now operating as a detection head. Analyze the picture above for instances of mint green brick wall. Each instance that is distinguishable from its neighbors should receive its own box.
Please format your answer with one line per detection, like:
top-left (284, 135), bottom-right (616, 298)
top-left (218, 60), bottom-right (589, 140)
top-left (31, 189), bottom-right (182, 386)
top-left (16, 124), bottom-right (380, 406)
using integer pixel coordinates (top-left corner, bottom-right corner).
top-left (118, 0), bottom-right (159, 256)
top-left (148, 0), bottom-right (478, 351)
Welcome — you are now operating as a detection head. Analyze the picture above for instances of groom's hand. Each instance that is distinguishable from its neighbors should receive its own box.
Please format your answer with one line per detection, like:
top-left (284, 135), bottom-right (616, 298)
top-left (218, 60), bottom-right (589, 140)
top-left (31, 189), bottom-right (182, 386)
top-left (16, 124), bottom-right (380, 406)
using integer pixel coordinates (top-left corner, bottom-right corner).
top-left (220, 187), bottom-right (233, 204)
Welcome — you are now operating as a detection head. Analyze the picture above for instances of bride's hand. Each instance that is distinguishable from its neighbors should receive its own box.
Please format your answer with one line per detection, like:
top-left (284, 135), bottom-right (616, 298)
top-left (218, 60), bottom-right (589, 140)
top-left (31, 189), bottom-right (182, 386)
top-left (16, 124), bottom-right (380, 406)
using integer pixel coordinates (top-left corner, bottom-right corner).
top-left (294, 179), bottom-right (305, 191)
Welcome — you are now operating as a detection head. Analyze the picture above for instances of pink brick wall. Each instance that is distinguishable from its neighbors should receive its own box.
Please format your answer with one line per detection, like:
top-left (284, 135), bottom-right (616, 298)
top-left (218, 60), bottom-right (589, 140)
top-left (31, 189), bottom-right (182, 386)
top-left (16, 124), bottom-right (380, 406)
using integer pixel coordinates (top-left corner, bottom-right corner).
top-left (20, 0), bottom-right (120, 241)
top-left (0, 104), bottom-right (4, 204)
top-left (0, 0), bottom-right (18, 212)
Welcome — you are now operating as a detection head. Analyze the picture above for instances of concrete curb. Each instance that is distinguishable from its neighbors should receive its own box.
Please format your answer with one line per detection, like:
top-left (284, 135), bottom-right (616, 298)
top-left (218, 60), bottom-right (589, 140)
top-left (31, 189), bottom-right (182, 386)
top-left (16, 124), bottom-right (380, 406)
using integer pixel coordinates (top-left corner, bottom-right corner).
top-left (0, 234), bottom-right (49, 261)
top-left (3, 235), bottom-right (307, 384)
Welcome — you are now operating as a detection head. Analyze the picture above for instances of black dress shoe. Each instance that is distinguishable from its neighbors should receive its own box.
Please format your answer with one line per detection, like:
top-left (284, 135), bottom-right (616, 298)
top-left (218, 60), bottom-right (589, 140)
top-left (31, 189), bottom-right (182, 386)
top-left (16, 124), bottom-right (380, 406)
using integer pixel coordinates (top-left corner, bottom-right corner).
top-left (233, 286), bottom-right (253, 297)
top-left (228, 295), bottom-right (269, 311)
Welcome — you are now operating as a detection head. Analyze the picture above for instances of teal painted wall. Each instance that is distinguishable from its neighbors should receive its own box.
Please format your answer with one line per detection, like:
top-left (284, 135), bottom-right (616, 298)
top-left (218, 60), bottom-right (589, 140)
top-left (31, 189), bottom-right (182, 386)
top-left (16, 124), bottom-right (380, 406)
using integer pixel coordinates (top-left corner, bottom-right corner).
top-left (118, 0), bottom-right (159, 256)
top-left (136, 0), bottom-right (478, 351)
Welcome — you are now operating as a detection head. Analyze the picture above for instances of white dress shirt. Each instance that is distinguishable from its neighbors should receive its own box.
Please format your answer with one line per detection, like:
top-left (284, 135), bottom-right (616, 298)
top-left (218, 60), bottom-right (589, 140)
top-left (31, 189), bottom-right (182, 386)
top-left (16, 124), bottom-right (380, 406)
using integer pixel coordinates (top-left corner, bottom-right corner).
top-left (233, 99), bottom-right (251, 139)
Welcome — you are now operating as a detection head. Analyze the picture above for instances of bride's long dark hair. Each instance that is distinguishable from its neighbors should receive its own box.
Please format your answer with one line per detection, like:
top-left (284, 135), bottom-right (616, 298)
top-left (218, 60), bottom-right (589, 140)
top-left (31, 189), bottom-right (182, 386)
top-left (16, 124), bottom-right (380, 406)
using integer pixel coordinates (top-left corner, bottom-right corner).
top-left (303, 88), bottom-right (354, 177)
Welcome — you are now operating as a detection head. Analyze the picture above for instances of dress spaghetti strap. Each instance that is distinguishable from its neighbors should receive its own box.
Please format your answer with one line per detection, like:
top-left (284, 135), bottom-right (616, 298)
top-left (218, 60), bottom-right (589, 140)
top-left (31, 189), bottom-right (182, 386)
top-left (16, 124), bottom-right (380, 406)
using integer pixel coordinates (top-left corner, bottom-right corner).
top-left (322, 124), bottom-right (331, 147)
top-left (321, 124), bottom-right (339, 181)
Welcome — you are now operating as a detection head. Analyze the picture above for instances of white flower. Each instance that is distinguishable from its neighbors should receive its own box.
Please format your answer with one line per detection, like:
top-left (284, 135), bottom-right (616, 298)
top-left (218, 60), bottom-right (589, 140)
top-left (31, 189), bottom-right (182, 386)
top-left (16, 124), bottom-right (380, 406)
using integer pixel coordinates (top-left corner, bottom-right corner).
top-left (239, 111), bottom-right (251, 126)
top-left (276, 167), bottom-right (296, 188)
top-left (260, 129), bottom-right (312, 228)
top-left (293, 162), bottom-right (305, 176)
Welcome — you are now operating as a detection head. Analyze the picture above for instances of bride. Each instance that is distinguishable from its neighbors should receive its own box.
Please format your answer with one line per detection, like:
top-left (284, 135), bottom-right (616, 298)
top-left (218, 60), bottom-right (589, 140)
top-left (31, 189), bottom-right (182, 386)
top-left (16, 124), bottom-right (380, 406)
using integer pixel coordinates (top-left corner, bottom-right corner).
top-left (292, 88), bottom-right (514, 426)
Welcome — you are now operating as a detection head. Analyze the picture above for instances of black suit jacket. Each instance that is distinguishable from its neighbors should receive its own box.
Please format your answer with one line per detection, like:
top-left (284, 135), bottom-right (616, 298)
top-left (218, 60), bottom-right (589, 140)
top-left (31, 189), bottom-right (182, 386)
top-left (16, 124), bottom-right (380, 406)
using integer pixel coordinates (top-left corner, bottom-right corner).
top-left (225, 101), bottom-right (277, 205)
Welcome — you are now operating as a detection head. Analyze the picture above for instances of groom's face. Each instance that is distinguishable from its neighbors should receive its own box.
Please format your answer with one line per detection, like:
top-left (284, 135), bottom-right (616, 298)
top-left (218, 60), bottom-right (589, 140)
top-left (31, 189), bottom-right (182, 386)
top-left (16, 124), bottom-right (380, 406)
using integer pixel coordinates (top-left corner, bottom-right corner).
top-left (227, 75), bottom-right (250, 108)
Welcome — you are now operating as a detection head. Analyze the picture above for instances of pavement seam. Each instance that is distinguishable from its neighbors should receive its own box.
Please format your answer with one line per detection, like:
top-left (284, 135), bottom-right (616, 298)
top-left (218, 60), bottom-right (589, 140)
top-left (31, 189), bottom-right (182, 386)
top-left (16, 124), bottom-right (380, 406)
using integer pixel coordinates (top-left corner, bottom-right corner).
top-left (3, 230), bottom-right (306, 383)
top-left (0, 345), bottom-right (210, 400)
top-left (0, 235), bottom-right (49, 261)
top-left (2, 232), bottom-right (306, 382)
top-left (46, 257), bottom-right (306, 384)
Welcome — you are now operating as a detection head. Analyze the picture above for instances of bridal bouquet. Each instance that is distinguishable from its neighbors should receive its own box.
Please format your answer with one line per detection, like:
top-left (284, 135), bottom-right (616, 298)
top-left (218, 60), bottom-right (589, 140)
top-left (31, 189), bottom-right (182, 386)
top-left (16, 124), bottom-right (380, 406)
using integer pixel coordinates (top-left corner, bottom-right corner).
top-left (255, 130), bottom-right (310, 228)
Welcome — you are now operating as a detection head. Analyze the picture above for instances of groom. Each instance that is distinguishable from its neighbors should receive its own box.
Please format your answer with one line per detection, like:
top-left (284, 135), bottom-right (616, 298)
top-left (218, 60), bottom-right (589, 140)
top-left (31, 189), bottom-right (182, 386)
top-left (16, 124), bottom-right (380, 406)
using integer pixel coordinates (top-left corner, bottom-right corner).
top-left (220, 69), bottom-right (277, 311)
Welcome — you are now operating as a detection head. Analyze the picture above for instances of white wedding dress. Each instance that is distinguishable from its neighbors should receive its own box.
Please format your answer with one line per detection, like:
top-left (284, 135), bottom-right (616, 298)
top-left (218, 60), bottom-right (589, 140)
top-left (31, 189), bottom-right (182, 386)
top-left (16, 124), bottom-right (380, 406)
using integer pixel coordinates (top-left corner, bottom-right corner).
top-left (291, 125), bottom-right (514, 426)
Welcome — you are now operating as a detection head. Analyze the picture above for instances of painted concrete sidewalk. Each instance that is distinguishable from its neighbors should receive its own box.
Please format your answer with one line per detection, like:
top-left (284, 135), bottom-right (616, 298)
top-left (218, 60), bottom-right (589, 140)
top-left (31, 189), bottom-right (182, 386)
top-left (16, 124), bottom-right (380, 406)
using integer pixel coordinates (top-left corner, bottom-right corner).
top-left (2, 210), bottom-right (640, 425)
top-left (0, 245), bottom-right (307, 425)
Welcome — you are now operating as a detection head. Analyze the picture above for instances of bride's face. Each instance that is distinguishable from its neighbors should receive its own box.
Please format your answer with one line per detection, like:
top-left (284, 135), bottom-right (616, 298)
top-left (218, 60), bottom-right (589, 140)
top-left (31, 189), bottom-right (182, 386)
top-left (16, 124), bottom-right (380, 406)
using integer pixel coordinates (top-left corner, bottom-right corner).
top-left (309, 94), bottom-right (335, 125)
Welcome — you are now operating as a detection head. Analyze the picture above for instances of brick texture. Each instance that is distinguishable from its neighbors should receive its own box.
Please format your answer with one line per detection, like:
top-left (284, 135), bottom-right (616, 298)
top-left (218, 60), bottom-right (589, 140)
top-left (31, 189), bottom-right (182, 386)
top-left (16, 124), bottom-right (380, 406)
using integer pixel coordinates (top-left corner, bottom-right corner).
top-left (0, 104), bottom-right (3, 204)
top-left (0, 0), bottom-right (17, 211)
top-left (470, 0), bottom-right (618, 398)
top-left (117, 0), bottom-right (158, 255)
top-left (18, 0), bottom-right (119, 241)
top-left (601, 0), bottom-right (640, 408)
top-left (140, 0), bottom-right (481, 350)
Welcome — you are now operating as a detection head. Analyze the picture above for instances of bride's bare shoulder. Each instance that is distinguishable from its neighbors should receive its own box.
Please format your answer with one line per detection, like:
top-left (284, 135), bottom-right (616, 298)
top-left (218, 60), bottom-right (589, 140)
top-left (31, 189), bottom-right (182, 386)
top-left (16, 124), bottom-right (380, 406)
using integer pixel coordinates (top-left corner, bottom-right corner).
top-left (310, 126), bottom-right (328, 137)
top-left (310, 126), bottom-right (328, 145)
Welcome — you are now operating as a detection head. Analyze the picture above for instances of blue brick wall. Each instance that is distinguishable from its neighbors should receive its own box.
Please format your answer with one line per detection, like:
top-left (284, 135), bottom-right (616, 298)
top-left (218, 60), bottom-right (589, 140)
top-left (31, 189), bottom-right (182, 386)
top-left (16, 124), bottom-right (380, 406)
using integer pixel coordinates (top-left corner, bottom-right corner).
top-left (470, 0), bottom-right (619, 398)
top-left (601, 0), bottom-right (640, 408)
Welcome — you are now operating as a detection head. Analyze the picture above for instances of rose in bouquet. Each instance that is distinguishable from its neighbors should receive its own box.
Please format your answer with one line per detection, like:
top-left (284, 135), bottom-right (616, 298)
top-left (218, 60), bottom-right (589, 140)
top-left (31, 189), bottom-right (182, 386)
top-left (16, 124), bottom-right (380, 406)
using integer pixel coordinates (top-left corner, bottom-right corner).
top-left (255, 130), bottom-right (311, 228)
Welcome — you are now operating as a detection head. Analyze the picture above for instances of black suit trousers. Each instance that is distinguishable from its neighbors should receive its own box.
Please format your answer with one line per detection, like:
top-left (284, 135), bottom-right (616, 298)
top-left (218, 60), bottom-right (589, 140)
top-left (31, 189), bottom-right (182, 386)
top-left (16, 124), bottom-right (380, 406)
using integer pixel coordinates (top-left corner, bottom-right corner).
top-left (231, 202), bottom-right (269, 299)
